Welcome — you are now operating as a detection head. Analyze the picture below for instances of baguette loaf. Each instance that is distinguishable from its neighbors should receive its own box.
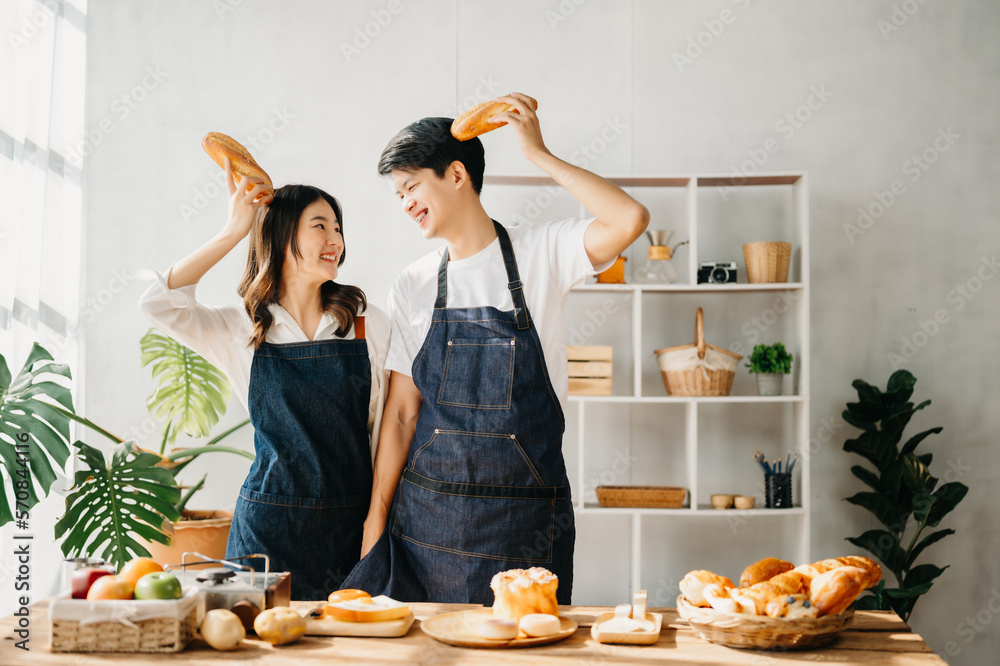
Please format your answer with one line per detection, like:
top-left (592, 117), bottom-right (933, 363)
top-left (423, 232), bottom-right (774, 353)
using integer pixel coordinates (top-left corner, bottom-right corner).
top-left (202, 132), bottom-right (273, 204)
top-left (450, 97), bottom-right (539, 141)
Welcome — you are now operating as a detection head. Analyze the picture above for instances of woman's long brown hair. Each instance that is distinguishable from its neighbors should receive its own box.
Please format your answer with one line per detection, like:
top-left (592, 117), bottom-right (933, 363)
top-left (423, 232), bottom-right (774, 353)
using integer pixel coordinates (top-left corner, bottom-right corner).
top-left (238, 184), bottom-right (367, 349)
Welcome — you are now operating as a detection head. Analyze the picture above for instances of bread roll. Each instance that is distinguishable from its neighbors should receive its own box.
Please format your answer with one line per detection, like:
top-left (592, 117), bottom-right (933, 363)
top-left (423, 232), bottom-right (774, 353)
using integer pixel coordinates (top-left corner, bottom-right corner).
top-left (732, 570), bottom-right (809, 615)
top-left (450, 97), bottom-right (539, 141)
top-left (793, 555), bottom-right (881, 589)
top-left (201, 132), bottom-right (273, 204)
top-left (702, 583), bottom-right (743, 614)
top-left (765, 593), bottom-right (819, 619)
top-left (808, 566), bottom-right (867, 616)
top-left (679, 570), bottom-right (735, 608)
top-left (739, 557), bottom-right (794, 588)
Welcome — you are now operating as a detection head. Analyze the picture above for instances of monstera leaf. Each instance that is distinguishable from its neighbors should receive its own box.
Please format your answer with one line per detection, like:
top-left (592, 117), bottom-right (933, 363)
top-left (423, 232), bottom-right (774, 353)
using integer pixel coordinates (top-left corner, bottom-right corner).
top-left (55, 440), bottom-right (181, 571)
top-left (0, 343), bottom-right (73, 527)
top-left (141, 329), bottom-right (232, 451)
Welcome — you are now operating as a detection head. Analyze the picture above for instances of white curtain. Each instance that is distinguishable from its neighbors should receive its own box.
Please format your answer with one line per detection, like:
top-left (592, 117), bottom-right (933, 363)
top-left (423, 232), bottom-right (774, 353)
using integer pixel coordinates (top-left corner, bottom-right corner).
top-left (0, 0), bottom-right (87, 615)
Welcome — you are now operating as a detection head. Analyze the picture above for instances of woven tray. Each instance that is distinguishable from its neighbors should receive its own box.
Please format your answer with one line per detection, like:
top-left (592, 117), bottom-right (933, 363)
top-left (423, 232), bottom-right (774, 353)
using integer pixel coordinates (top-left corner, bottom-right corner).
top-left (596, 486), bottom-right (686, 509)
top-left (50, 588), bottom-right (199, 653)
top-left (676, 595), bottom-right (854, 650)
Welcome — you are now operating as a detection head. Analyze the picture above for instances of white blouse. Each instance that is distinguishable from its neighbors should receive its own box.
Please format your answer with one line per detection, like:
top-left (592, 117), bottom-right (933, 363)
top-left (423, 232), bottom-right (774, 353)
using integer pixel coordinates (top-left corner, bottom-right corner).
top-left (137, 266), bottom-right (391, 460)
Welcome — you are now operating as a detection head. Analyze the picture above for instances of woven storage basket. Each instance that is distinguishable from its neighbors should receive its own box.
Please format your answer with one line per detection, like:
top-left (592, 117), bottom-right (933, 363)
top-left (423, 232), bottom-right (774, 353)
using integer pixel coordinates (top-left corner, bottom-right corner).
top-left (743, 241), bottom-right (792, 283)
top-left (49, 587), bottom-right (199, 653)
top-left (676, 595), bottom-right (854, 650)
top-left (596, 486), bottom-right (687, 509)
top-left (654, 308), bottom-right (742, 396)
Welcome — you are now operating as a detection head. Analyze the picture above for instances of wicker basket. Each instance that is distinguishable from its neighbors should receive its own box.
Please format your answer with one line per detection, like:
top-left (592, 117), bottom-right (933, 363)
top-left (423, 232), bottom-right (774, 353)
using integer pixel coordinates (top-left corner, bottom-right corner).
top-left (654, 308), bottom-right (742, 396)
top-left (676, 595), bottom-right (854, 650)
top-left (743, 241), bottom-right (792, 283)
top-left (596, 486), bottom-right (687, 509)
top-left (49, 587), bottom-right (199, 653)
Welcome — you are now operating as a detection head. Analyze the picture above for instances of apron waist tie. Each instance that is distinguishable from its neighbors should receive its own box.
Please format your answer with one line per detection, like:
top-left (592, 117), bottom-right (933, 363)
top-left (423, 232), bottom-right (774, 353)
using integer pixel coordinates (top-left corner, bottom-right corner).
top-left (401, 468), bottom-right (567, 500)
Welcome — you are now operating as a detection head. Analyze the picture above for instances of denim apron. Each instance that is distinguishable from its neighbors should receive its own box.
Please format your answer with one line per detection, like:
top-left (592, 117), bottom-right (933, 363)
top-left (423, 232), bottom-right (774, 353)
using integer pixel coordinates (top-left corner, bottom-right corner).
top-left (226, 319), bottom-right (372, 601)
top-left (344, 222), bottom-right (575, 604)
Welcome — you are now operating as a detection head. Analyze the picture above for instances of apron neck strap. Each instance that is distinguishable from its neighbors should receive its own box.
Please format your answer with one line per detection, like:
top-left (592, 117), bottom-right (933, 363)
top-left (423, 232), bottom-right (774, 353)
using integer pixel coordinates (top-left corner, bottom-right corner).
top-left (435, 220), bottom-right (530, 331)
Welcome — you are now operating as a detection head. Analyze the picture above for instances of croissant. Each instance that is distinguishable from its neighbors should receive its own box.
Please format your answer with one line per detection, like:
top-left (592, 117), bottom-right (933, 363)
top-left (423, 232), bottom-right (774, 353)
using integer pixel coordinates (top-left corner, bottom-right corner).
top-left (679, 570), bottom-right (734, 608)
top-left (793, 556), bottom-right (881, 589)
top-left (703, 583), bottom-right (743, 614)
top-left (809, 566), bottom-right (868, 616)
top-left (731, 570), bottom-right (809, 615)
top-left (739, 557), bottom-right (794, 588)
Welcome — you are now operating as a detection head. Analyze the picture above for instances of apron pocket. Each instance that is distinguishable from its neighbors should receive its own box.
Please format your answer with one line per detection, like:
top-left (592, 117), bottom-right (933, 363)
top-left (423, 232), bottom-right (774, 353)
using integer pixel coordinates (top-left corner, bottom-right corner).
top-left (437, 337), bottom-right (514, 409)
top-left (411, 430), bottom-right (544, 487)
top-left (392, 476), bottom-right (559, 564)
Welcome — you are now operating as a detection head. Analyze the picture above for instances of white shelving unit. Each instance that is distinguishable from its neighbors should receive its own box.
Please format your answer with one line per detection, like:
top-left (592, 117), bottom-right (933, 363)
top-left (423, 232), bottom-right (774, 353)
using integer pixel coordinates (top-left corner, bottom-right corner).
top-left (483, 172), bottom-right (809, 598)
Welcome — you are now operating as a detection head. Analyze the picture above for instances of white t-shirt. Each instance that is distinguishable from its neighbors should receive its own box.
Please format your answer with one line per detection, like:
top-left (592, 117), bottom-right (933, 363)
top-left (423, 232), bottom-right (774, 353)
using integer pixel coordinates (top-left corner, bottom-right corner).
top-left (386, 218), bottom-right (607, 413)
top-left (137, 266), bottom-right (391, 460)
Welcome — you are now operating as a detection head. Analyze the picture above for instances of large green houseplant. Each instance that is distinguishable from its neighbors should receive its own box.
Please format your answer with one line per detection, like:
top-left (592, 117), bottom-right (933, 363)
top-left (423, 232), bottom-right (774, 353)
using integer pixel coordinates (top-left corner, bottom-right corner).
top-left (841, 369), bottom-right (968, 622)
top-left (0, 333), bottom-right (252, 571)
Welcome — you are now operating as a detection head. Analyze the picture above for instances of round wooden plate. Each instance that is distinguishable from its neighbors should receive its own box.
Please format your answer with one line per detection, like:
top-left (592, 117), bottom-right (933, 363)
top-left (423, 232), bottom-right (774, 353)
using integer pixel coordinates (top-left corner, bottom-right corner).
top-left (420, 609), bottom-right (577, 649)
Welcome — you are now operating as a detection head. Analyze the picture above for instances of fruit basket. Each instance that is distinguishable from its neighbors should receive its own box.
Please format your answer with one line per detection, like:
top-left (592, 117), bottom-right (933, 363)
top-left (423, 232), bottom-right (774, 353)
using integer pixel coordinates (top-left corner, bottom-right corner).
top-left (676, 594), bottom-right (854, 650)
top-left (49, 586), bottom-right (200, 653)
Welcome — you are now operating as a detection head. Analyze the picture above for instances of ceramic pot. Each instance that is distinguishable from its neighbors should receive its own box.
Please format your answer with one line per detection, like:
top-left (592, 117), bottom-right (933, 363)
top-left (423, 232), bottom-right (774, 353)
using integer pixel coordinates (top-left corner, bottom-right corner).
top-left (138, 509), bottom-right (233, 569)
top-left (755, 373), bottom-right (783, 396)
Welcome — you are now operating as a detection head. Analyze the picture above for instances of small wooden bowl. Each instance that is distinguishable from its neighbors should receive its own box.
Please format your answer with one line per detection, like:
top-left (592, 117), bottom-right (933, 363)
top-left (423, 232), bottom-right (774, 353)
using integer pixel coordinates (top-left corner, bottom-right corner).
top-left (710, 494), bottom-right (734, 509)
top-left (734, 496), bottom-right (756, 510)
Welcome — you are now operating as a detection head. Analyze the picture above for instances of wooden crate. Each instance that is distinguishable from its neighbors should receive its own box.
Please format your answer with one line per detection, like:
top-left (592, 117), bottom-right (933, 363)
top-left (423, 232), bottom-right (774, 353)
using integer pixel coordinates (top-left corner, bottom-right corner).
top-left (567, 345), bottom-right (613, 396)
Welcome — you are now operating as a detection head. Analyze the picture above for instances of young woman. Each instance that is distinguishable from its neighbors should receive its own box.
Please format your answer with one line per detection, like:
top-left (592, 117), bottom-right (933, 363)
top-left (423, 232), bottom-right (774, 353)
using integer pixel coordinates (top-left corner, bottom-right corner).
top-left (138, 160), bottom-right (389, 600)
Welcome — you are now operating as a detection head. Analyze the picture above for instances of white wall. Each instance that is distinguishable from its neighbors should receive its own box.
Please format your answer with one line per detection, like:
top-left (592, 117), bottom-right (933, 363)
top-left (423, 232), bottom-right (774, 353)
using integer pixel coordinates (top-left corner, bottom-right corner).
top-left (78, 1), bottom-right (998, 662)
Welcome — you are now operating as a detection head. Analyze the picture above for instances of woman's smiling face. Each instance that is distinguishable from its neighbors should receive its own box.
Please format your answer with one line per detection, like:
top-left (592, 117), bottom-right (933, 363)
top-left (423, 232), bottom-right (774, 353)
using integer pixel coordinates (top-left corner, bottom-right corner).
top-left (286, 197), bottom-right (343, 284)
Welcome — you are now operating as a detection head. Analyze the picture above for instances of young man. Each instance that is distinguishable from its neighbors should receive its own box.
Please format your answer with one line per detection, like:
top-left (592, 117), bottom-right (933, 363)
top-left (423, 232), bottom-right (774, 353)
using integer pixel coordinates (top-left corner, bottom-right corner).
top-left (343, 93), bottom-right (648, 604)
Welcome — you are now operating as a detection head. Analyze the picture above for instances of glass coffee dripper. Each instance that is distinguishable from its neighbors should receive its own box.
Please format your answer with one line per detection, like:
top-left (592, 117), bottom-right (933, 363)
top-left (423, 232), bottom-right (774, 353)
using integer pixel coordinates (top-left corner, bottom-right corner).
top-left (634, 230), bottom-right (687, 283)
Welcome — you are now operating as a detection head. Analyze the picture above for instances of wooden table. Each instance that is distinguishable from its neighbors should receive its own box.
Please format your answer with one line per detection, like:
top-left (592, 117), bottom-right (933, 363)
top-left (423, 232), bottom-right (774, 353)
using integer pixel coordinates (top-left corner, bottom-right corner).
top-left (1, 599), bottom-right (947, 664)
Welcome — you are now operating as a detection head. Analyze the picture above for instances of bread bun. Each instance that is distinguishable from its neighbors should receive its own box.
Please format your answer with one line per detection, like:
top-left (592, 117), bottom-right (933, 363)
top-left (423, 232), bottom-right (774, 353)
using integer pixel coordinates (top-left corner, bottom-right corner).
top-left (490, 567), bottom-right (559, 622)
top-left (327, 589), bottom-right (371, 604)
top-left (477, 618), bottom-right (518, 640)
top-left (679, 570), bottom-right (734, 608)
top-left (739, 557), bottom-right (794, 588)
top-left (519, 613), bottom-right (561, 637)
top-left (450, 97), bottom-right (539, 141)
top-left (793, 555), bottom-right (882, 589)
top-left (702, 583), bottom-right (743, 614)
top-left (201, 132), bottom-right (273, 204)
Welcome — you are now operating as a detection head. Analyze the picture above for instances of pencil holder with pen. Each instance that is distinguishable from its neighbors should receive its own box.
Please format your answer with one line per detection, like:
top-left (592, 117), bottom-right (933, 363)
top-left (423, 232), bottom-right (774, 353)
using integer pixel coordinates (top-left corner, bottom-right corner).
top-left (754, 450), bottom-right (797, 509)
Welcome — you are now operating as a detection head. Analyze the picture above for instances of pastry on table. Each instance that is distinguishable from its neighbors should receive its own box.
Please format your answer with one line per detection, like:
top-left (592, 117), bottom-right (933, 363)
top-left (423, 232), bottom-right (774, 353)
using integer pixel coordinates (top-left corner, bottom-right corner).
top-left (490, 567), bottom-right (559, 622)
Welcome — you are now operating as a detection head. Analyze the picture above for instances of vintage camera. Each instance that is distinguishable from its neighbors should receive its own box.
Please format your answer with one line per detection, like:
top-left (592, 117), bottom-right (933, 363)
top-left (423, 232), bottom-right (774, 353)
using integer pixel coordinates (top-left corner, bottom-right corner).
top-left (697, 261), bottom-right (738, 284)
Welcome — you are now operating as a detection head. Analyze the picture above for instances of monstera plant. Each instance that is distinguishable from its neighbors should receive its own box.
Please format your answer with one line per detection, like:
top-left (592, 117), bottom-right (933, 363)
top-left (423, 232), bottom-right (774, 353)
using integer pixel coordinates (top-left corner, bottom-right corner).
top-left (841, 369), bottom-right (968, 622)
top-left (1, 332), bottom-right (252, 571)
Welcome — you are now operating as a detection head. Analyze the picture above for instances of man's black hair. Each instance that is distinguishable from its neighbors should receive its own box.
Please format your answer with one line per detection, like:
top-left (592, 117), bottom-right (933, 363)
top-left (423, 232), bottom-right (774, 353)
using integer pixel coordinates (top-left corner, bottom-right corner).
top-left (377, 117), bottom-right (486, 195)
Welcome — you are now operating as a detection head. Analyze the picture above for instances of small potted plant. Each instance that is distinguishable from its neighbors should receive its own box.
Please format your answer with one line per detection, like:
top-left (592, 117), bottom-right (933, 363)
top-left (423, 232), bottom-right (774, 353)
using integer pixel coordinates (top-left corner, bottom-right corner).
top-left (746, 342), bottom-right (793, 396)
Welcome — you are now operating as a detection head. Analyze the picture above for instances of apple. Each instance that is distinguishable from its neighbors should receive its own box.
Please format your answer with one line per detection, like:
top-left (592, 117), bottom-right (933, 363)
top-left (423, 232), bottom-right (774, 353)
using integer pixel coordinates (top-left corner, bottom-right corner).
top-left (134, 572), bottom-right (183, 600)
top-left (71, 566), bottom-right (115, 599)
top-left (86, 575), bottom-right (134, 601)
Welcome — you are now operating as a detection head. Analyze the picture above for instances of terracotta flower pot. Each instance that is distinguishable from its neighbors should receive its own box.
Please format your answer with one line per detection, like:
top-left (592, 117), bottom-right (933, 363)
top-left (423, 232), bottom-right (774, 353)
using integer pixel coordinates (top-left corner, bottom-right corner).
top-left (138, 509), bottom-right (233, 569)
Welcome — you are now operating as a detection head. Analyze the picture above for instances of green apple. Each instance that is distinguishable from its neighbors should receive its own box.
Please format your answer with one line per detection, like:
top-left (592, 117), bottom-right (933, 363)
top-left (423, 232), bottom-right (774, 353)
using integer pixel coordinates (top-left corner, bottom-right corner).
top-left (133, 571), bottom-right (183, 600)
